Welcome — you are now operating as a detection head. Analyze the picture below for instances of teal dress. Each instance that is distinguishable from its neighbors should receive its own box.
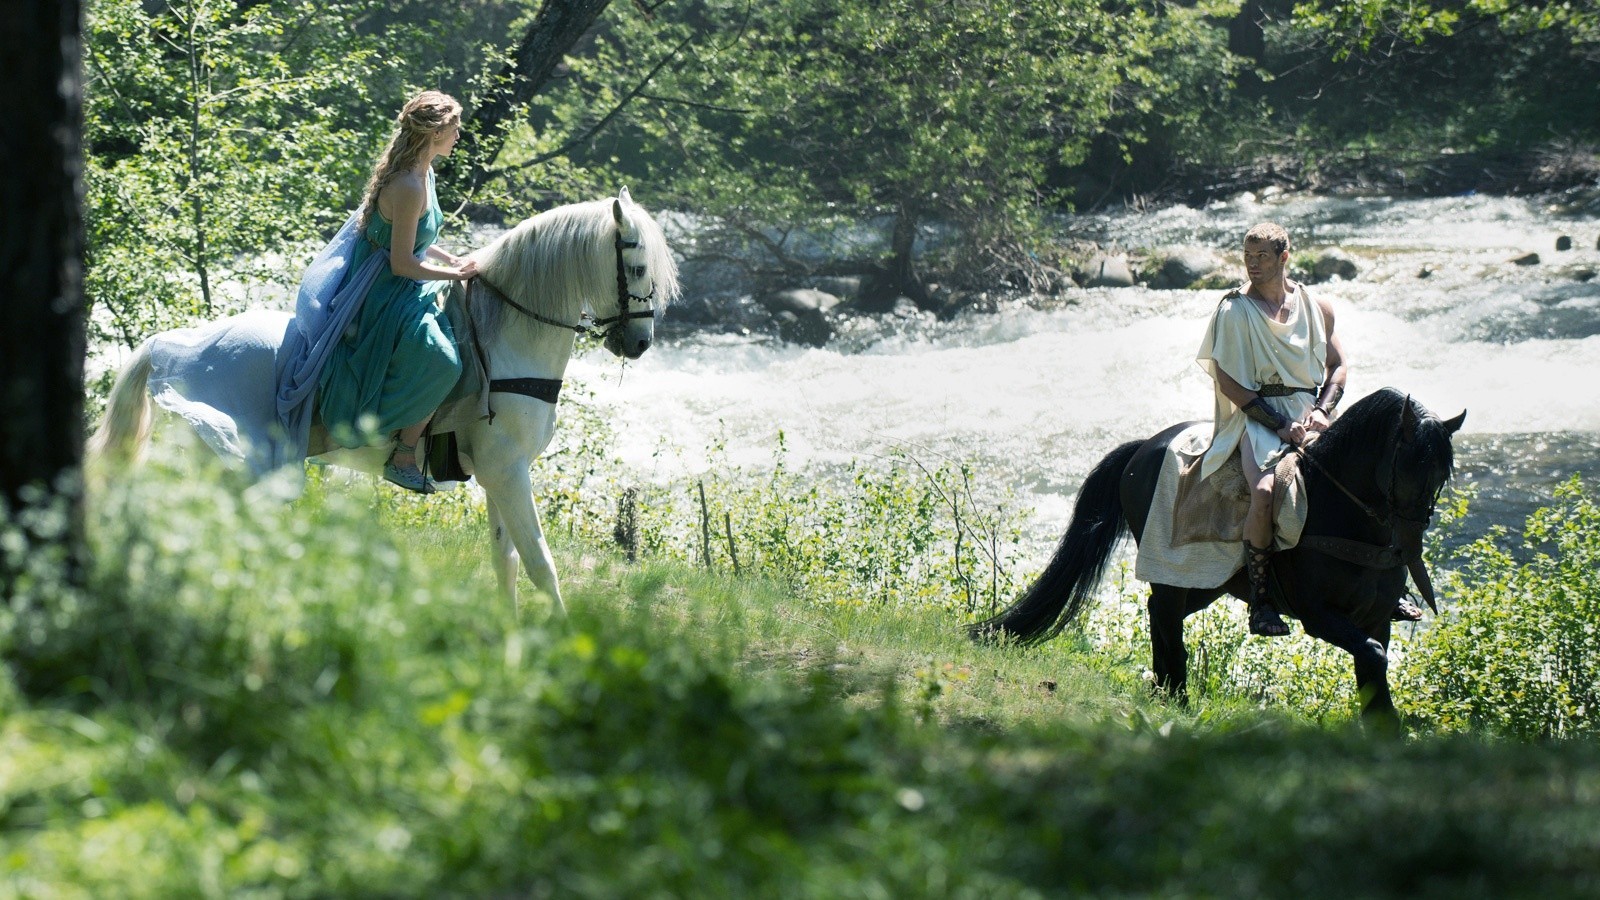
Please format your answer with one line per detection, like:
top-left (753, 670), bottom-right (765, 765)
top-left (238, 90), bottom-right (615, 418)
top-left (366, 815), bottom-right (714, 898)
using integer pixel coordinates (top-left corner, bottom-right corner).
top-left (317, 171), bottom-right (462, 447)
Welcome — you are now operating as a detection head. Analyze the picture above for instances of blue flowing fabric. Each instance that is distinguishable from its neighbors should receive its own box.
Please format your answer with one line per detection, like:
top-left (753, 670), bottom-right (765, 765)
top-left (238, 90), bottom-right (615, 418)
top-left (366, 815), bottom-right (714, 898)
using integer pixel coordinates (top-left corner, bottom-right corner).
top-left (273, 210), bottom-right (387, 466)
top-left (146, 211), bottom-right (383, 480)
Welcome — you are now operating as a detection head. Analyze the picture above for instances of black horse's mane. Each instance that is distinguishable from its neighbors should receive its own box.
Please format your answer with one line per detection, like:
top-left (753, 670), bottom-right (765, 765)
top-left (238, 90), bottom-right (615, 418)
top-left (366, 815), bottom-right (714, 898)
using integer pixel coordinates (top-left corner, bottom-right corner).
top-left (1307, 386), bottom-right (1455, 474)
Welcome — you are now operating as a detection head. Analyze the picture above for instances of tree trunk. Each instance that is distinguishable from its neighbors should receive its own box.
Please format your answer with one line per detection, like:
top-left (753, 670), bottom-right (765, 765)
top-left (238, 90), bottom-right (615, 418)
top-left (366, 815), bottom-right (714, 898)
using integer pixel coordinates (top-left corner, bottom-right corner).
top-left (454, 0), bottom-right (615, 192)
top-left (1229, 0), bottom-right (1267, 95)
top-left (889, 204), bottom-right (929, 306)
top-left (1, 0), bottom-right (88, 590)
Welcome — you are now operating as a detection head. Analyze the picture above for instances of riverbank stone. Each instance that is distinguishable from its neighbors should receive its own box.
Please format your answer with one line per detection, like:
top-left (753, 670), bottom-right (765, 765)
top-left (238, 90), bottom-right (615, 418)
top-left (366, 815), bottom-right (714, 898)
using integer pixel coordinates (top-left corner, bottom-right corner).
top-left (1512, 252), bottom-right (1541, 266)
top-left (762, 288), bottom-right (840, 347)
top-left (1556, 235), bottom-right (1573, 251)
top-left (1309, 248), bottom-right (1359, 283)
top-left (1146, 247), bottom-right (1227, 290)
top-left (808, 276), bottom-right (862, 301)
top-left (1083, 254), bottom-right (1135, 288)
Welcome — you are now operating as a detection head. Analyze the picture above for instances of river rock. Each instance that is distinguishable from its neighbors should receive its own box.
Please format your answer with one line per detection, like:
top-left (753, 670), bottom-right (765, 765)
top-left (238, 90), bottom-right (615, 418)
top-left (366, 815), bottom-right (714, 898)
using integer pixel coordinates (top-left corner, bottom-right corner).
top-left (762, 288), bottom-right (839, 346)
top-left (1193, 270), bottom-right (1240, 291)
top-left (1083, 254), bottom-right (1135, 288)
top-left (1308, 248), bottom-right (1359, 283)
top-left (809, 276), bottom-right (862, 301)
top-left (1146, 247), bottom-right (1226, 290)
top-left (1556, 235), bottom-right (1574, 251)
top-left (764, 287), bottom-right (841, 315)
top-left (1512, 252), bottom-right (1541, 266)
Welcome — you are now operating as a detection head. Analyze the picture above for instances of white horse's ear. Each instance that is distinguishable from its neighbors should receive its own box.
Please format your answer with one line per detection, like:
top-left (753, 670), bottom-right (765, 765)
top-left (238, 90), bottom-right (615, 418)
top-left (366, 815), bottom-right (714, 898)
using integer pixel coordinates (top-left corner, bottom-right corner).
top-left (612, 197), bottom-right (625, 225)
top-left (619, 186), bottom-right (633, 207)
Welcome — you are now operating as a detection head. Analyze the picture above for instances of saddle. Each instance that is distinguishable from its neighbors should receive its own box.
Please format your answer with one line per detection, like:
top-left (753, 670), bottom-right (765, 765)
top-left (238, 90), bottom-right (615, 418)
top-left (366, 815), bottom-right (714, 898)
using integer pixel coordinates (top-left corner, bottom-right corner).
top-left (419, 282), bottom-right (566, 485)
top-left (1132, 423), bottom-right (1308, 589)
top-left (1171, 447), bottom-right (1304, 547)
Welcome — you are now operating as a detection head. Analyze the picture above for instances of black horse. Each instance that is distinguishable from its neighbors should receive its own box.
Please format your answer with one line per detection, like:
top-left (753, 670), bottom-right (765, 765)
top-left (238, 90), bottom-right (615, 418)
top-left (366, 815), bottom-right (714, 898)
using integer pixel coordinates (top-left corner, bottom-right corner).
top-left (972, 388), bottom-right (1465, 720)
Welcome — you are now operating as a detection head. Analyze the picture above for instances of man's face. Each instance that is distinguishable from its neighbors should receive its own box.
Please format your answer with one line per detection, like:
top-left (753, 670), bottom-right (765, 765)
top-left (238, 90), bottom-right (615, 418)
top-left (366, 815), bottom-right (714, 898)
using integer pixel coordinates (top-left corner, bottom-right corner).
top-left (1243, 238), bottom-right (1286, 286)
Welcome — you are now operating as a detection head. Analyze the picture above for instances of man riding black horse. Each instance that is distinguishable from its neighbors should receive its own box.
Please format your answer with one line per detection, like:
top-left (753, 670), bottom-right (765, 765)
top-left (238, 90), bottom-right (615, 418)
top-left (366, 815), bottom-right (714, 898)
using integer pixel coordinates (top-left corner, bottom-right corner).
top-left (1197, 222), bottom-right (1421, 636)
top-left (970, 223), bottom-right (1462, 721)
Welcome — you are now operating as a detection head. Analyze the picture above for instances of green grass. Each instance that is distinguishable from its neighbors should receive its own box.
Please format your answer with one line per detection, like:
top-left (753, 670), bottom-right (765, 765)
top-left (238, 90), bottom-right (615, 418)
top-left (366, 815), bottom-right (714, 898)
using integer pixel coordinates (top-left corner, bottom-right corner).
top-left (4, 463), bottom-right (1600, 897)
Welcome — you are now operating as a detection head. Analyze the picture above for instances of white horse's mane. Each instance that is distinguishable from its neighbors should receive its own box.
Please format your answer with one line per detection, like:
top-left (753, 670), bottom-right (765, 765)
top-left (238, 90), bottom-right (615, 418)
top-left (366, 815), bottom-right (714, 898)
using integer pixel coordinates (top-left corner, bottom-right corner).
top-left (468, 196), bottom-right (679, 346)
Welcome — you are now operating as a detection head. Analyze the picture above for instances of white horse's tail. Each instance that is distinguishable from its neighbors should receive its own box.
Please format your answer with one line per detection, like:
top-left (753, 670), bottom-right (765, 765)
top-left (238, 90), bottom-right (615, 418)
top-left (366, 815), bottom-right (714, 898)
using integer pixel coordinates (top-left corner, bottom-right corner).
top-left (87, 342), bottom-right (155, 466)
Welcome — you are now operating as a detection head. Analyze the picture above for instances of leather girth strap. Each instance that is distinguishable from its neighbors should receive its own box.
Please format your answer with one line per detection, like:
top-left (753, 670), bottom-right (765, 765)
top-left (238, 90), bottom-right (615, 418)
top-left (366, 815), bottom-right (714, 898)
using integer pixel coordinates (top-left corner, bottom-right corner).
top-left (1296, 534), bottom-right (1438, 614)
top-left (488, 377), bottom-right (563, 405)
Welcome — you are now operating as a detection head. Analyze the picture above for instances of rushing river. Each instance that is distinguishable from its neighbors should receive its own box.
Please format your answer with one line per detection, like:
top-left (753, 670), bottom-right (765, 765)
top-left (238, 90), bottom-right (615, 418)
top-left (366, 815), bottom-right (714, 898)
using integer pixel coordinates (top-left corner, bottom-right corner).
top-left (570, 192), bottom-right (1600, 560)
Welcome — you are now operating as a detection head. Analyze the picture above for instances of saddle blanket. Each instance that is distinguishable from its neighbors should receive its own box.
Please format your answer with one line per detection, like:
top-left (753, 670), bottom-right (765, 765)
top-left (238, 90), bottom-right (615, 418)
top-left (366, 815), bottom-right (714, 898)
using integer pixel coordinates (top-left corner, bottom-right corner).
top-left (1133, 422), bottom-right (1308, 589)
top-left (148, 285), bottom-right (493, 481)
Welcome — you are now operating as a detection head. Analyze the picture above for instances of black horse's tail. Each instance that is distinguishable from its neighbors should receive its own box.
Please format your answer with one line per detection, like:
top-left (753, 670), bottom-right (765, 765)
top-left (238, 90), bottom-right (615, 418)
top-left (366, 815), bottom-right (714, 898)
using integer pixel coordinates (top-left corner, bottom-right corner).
top-left (969, 439), bottom-right (1140, 645)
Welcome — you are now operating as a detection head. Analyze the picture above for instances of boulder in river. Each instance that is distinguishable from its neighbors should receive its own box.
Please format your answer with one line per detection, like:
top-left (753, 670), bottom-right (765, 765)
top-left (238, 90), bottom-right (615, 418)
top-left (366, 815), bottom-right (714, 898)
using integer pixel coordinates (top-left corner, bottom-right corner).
top-left (761, 288), bottom-right (840, 347)
top-left (1511, 252), bottom-right (1541, 266)
top-left (1083, 254), bottom-right (1136, 288)
top-left (1145, 247), bottom-right (1227, 290)
top-left (1308, 248), bottom-right (1359, 283)
top-left (1556, 235), bottom-right (1573, 251)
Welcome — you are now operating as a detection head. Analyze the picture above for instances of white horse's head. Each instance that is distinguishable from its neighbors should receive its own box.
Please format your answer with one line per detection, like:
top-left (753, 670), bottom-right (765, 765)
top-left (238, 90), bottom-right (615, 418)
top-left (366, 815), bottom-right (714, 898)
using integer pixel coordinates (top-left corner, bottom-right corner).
top-left (471, 187), bottom-right (680, 360)
top-left (605, 187), bottom-right (674, 359)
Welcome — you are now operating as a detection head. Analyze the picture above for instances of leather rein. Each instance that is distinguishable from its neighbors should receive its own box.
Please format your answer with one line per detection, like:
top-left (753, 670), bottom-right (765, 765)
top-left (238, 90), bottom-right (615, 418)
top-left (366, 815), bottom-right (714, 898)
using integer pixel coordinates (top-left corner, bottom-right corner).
top-left (464, 228), bottom-right (656, 413)
top-left (471, 229), bottom-right (656, 340)
top-left (1290, 408), bottom-right (1442, 613)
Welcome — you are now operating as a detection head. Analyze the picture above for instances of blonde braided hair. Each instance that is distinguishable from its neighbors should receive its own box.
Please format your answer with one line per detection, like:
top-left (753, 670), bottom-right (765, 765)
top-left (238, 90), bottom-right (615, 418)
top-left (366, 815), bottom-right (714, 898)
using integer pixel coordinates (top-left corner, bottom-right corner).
top-left (357, 90), bottom-right (462, 232)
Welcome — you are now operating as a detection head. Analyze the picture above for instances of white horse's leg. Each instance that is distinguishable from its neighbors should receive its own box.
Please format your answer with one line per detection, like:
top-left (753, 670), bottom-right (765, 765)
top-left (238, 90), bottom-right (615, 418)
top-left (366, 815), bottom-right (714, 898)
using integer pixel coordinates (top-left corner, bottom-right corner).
top-left (478, 462), bottom-right (565, 616)
top-left (484, 494), bottom-right (522, 607)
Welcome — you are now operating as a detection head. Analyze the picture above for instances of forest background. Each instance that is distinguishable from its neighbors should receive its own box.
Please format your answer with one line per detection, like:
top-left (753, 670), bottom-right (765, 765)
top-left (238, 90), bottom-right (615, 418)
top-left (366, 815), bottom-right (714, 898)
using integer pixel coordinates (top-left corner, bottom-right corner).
top-left (80, 0), bottom-right (1600, 351)
top-left (4, 0), bottom-right (1600, 895)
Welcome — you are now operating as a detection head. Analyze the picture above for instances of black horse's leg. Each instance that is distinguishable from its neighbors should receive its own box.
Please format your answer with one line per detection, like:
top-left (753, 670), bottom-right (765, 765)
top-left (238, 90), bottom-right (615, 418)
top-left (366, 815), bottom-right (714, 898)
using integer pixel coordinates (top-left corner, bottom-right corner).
top-left (1148, 584), bottom-right (1190, 703)
top-left (1362, 619), bottom-right (1399, 729)
top-left (1299, 607), bottom-right (1399, 727)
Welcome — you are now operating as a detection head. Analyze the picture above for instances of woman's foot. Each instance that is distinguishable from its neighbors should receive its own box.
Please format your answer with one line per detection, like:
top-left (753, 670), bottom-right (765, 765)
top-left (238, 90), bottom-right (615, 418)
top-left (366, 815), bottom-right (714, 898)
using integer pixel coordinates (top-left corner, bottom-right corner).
top-left (383, 442), bottom-right (435, 494)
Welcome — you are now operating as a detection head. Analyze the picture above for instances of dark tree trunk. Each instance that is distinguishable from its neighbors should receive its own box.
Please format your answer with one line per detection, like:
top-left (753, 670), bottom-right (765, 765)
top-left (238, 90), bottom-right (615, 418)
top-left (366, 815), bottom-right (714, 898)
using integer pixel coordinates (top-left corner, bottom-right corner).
top-left (1229, 0), bottom-right (1267, 95)
top-left (454, 0), bottom-right (615, 192)
top-left (857, 204), bottom-right (931, 312)
top-left (888, 204), bottom-right (929, 306)
top-left (1229, 0), bottom-right (1266, 63)
top-left (1, 0), bottom-right (88, 590)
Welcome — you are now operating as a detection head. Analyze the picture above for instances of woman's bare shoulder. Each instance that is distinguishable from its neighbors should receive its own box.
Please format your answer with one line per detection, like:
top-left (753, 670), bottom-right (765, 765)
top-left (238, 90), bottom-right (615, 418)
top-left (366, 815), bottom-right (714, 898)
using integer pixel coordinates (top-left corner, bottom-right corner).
top-left (378, 172), bottom-right (427, 217)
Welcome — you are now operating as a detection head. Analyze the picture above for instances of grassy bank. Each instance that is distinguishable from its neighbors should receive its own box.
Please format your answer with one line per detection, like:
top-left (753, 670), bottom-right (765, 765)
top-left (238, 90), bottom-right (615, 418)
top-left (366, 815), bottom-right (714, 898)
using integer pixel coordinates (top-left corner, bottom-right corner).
top-left (4, 463), bottom-right (1600, 897)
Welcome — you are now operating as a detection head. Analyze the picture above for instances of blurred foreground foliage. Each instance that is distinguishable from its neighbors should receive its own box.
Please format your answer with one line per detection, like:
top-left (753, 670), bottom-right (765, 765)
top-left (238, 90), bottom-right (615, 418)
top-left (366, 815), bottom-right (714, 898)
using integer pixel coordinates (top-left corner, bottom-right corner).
top-left (4, 459), bottom-right (1600, 895)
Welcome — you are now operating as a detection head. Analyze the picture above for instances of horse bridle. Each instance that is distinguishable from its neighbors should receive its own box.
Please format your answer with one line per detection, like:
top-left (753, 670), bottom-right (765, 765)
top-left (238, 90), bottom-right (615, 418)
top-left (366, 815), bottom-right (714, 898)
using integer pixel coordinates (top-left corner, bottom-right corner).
top-left (472, 229), bottom-right (656, 340)
top-left (1292, 400), bottom-right (1446, 612)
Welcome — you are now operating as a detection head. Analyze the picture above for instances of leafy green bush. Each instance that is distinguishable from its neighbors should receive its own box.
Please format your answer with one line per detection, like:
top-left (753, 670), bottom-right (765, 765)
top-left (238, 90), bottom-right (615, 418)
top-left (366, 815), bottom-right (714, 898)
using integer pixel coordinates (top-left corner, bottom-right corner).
top-left (535, 416), bottom-right (1030, 616)
top-left (1399, 477), bottom-right (1600, 738)
top-left (9, 461), bottom-right (1600, 895)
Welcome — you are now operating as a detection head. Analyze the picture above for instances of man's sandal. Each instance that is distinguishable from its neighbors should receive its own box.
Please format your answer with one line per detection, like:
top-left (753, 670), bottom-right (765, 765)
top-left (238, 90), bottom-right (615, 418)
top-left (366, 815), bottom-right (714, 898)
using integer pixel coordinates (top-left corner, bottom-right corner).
top-left (1249, 604), bottom-right (1291, 637)
top-left (1392, 595), bottom-right (1425, 622)
top-left (383, 441), bottom-right (436, 494)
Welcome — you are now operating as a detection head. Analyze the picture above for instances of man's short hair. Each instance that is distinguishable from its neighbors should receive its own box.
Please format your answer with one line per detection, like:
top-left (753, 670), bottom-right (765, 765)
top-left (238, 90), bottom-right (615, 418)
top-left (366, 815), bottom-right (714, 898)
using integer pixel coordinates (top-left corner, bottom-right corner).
top-left (1244, 222), bottom-right (1290, 255)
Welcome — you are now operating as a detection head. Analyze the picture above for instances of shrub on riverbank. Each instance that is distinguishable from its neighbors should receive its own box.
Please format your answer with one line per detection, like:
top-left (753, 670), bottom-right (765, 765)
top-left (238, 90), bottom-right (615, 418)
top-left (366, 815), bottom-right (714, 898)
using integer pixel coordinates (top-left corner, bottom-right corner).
top-left (9, 458), bottom-right (1600, 890)
top-left (7, 463), bottom-right (1600, 894)
top-left (1398, 477), bottom-right (1600, 738)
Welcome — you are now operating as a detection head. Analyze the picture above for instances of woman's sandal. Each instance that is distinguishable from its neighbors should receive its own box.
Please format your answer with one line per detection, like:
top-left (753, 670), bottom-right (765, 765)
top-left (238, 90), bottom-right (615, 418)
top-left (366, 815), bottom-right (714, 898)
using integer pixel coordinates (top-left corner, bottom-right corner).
top-left (383, 441), bottom-right (435, 494)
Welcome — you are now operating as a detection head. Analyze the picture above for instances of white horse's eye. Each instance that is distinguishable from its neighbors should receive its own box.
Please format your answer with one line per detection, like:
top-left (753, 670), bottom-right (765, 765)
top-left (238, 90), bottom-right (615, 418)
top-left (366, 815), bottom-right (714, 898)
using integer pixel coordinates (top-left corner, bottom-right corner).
top-left (629, 265), bottom-right (647, 279)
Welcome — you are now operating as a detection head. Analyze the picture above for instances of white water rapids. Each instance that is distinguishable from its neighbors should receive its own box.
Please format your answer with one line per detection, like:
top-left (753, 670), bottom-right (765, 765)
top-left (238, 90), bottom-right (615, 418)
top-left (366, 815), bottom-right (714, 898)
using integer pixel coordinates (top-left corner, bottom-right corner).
top-left (572, 192), bottom-right (1600, 558)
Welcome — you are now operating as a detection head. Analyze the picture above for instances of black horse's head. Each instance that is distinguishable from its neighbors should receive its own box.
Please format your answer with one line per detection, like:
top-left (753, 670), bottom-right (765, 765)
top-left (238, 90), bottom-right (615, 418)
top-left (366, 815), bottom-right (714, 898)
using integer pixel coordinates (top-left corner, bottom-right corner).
top-left (1312, 386), bottom-right (1466, 535)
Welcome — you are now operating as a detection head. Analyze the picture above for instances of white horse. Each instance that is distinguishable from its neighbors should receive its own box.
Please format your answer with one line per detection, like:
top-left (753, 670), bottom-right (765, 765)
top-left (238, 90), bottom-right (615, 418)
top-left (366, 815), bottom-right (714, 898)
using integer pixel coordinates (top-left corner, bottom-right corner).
top-left (89, 188), bottom-right (679, 613)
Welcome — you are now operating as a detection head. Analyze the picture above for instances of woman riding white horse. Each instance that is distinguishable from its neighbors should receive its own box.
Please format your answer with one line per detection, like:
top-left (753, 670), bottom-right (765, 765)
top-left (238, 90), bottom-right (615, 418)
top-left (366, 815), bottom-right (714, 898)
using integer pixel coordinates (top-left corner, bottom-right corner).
top-left (90, 188), bottom-right (679, 615)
